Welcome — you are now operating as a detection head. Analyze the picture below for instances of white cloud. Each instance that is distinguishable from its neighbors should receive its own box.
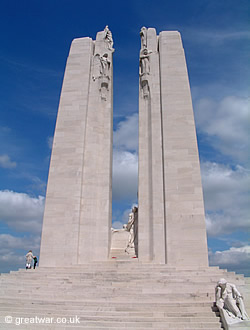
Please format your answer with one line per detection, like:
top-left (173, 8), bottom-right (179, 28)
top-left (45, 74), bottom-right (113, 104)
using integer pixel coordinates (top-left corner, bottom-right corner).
top-left (112, 221), bottom-right (125, 229)
top-left (195, 96), bottom-right (250, 163)
top-left (28, 176), bottom-right (47, 194)
top-left (0, 190), bottom-right (45, 233)
top-left (0, 234), bottom-right (40, 253)
top-left (113, 113), bottom-right (138, 151)
top-left (47, 136), bottom-right (53, 149)
top-left (112, 113), bottom-right (138, 202)
top-left (0, 154), bottom-right (16, 169)
top-left (112, 150), bottom-right (138, 201)
top-left (186, 29), bottom-right (250, 45)
top-left (209, 245), bottom-right (250, 275)
top-left (201, 162), bottom-right (250, 236)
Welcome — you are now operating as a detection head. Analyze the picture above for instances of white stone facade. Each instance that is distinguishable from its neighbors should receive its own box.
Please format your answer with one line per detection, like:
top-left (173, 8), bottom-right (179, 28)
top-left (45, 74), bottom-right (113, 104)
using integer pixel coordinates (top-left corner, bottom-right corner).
top-left (40, 28), bottom-right (114, 266)
top-left (138, 28), bottom-right (209, 266)
top-left (40, 27), bottom-right (208, 267)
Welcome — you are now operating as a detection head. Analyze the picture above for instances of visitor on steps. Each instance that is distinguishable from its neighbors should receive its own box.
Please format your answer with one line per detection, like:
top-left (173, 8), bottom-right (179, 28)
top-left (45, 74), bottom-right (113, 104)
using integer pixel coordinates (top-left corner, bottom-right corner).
top-left (33, 256), bottom-right (38, 269)
top-left (25, 250), bottom-right (33, 269)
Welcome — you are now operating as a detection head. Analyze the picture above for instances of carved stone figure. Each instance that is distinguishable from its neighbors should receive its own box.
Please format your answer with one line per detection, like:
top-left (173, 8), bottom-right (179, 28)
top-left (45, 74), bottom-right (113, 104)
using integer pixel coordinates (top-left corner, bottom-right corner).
top-left (215, 278), bottom-right (249, 328)
top-left (124, 206), bottom-right (138, 254)
top-left (104, 25), bottom-right (114, 51)
top-left (140, 48), bottom-right (151, 76)
top-left (92, 53), bottom-right (110, 79)
top-left (139, 48), bottom-right (152, 99)
top-left (92, 53), bottom-right (111, 101)
top-left (140, 26), bottom-right (147, 50)
top-left (139, 27), bottom-right (152, 99)
top-left (100, 53), bottom-right (110, 76)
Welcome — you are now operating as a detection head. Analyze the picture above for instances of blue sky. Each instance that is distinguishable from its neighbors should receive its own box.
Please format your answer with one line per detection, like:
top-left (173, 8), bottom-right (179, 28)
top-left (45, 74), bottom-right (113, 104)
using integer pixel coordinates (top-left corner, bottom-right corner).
top-left (0, 0), bottom-right (249, 275)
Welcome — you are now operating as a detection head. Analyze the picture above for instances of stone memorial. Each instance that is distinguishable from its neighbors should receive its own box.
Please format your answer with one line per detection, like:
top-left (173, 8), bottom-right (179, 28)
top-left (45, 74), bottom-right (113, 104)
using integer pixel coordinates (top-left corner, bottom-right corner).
top-left (0, 27), bottom-right (249, 330)
top-left (138, 28), bottom-right (208, 265)
top-left (39, 27), bottom-right (114, 266)
top-left (39, 26), bottom-right (208, 268)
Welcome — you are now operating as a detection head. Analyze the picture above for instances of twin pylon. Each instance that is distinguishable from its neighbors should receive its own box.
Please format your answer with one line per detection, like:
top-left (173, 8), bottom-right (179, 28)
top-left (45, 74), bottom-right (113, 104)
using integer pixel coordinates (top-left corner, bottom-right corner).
top-left (40, 27), bottom-right (208, 267)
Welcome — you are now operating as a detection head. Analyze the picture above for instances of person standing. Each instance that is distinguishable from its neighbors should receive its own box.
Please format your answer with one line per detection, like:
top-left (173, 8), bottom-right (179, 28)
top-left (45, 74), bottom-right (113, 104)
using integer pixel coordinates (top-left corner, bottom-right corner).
top-left (25, 250), bottom-right (33, 269)
top-left (33, 256), bottom-right (38, 269)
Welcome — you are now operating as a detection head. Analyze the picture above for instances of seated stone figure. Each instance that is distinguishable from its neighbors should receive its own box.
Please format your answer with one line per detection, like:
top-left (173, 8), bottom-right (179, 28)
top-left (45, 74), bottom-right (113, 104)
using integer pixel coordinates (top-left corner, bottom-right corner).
top-left (215, 278), bottom-right (249, 327)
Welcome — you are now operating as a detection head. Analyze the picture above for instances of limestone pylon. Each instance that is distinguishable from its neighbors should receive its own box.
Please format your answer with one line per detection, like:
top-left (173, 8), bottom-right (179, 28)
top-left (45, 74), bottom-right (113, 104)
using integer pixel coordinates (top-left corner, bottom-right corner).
top-left (40, 27), bottom-right (114, 266)
top-left (138, 28), bottom-right (209, 266)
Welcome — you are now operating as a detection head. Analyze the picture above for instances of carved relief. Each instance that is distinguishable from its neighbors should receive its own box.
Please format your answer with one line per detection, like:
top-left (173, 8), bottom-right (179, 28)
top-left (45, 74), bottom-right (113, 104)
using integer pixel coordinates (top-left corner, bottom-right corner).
top-left (140, 26), bottom-right (147, 50)
top-left (104, 25), bottom-right (114, 52)
top-left (139, 27), bottom-right (151, 98)
top-left (140, 48), bottom-right (151, 76)
top-left (92, 26), bottom-right (114, 101)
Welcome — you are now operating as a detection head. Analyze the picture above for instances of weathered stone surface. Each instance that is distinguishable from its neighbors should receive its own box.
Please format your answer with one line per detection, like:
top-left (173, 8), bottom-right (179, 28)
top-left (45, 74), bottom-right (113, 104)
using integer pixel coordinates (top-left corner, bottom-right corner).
top-left (40, 28), bottom-right (114, 266)
top-left (138, 28), bottom-right (208, 266)
top-left (0, 264), bottom-right (249, 329)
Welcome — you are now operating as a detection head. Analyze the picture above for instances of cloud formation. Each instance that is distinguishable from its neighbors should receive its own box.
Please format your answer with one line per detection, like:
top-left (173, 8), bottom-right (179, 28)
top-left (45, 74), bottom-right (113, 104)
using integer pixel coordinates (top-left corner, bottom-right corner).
top-left (47, 136), bottom-right (53, 149)
top-left (113, 113), bottom-right (138, 152)
top-left (112, 113), bottom-right (138, 202)
top-left (186, 29), bottom-right (250, 45)
top-left (201, 162), bottom-right (250, 237)
top-left (0, 190), bottom-right (45, 233)
top-left (195, 96), bottom-right (250, 163)
top-left (112, 150), bottom-right (138, 201)
top-left (0, 154), bottom-right (16, 169)
top-left (209, 245), bottom-right (250, 276)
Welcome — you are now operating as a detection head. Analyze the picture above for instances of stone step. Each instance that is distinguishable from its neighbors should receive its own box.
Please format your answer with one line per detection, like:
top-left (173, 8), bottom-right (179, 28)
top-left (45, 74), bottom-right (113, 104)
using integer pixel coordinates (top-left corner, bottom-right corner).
top-left (0, 300), bottom-right (216, 312)
top-left (0, 278), bottom-right (227, 286)
top-left (0, 307), bottom-right (219, 317)
top-left (0, 327), bottom-right (223, 330)
top-left (0, 299), bottom-right (216, 307)
top-left (0, 273), bottom-right (237, 279)
top-left (0, 287), bottom-right (218, 295)
top-left (0, 290), bottom-right (217, 299)
top-left (0, 312), bottom-right (219, 323)
top-left (0, 264), bottom-right (248, 330)
top-left (0, 320), bottom-right (222, 329)
top-left (5, 274), bottom-right (214, 278)
top-left (1, 275), bottom-right (243, 284)
top-left (1, 271), bottom-right (242, 279)
top-left (0, 281), bottom-right (219, 288)
top-left (1, 271), bottom-right (236, 277)
top-left (16, 262), bottom-right (220, 268)
top-left (6, 265), bottom-right (227, 273)
top-left (15, 265), bottom-right (227, 271)
top-left (3, 270), bottom-right (230, 277)
top-left (0, 326), bottom-right (223, 330)
top-left (0, 294), bottom-right (216, 303)
top-left (0, 289), bottom-right (217, 297)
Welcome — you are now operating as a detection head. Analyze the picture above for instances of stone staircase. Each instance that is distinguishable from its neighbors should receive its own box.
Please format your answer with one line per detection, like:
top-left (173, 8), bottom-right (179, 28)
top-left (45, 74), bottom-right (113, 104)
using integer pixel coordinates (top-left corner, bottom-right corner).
top-left (0, 262), bottom-right (249, 329)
